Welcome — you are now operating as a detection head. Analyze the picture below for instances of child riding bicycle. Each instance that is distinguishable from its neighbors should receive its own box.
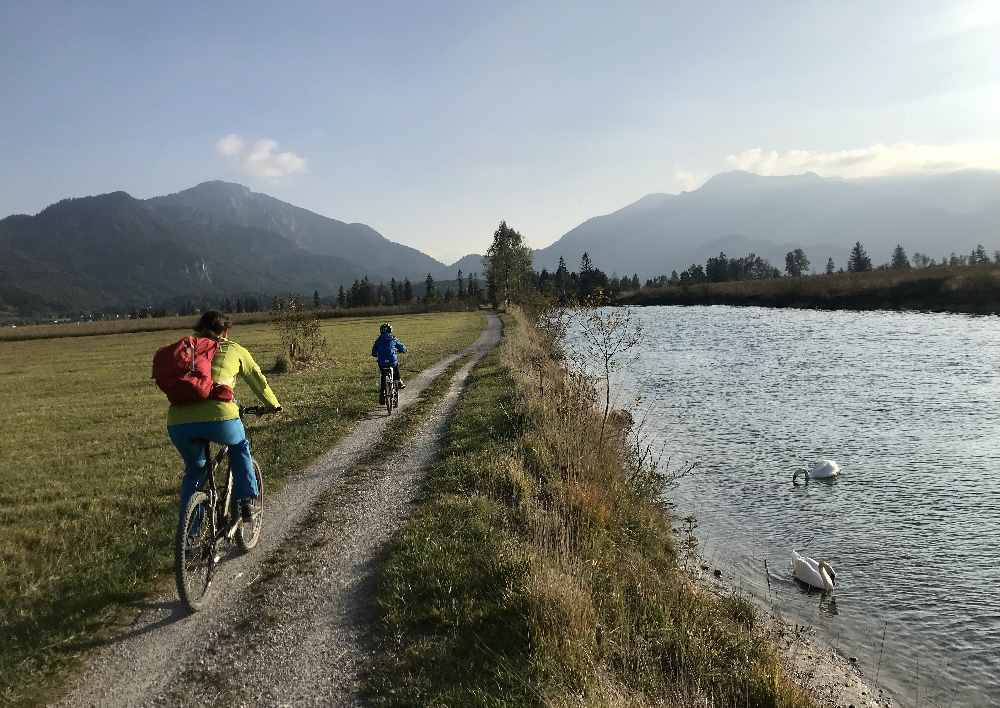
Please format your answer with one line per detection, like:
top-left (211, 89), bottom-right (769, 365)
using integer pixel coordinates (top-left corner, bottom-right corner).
top-left (371, 322), bottom-right (406, 403)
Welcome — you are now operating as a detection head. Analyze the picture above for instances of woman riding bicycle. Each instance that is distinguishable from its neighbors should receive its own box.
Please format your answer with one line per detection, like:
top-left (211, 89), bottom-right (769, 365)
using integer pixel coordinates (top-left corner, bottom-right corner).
top-left (167, 311), bottom-right (281, 523)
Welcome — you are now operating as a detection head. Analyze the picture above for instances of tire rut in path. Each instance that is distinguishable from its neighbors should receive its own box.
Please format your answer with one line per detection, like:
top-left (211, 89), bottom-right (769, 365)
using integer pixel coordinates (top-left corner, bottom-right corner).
top-left (55, 313), bottom-right (501, 708)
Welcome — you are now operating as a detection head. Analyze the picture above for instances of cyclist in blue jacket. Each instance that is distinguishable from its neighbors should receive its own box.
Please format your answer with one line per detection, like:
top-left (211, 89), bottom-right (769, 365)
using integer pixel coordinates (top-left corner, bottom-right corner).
top-left (372, 322), bottom-right (407, 399)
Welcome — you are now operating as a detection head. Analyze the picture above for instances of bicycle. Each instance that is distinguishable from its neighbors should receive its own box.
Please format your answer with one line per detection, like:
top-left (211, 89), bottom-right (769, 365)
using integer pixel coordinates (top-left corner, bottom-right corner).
top-left (174, 405), bottom-right (277, 611)
top-left (381, 365), bottom-right (399, 415)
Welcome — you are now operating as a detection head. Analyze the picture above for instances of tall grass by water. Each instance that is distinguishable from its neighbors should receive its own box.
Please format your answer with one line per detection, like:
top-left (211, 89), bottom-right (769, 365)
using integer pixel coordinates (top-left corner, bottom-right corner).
top-left (0, 311), bottom-right (484, 706)
top-left (623, 265), bottom-right (1000, 314)
top-left (369, 310), bottom-right (813, 706)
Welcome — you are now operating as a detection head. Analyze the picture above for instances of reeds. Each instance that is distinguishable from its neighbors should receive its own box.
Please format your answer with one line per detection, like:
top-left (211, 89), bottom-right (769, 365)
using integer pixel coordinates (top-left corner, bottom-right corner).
top-left (371, 307), bottom-right (816, 706)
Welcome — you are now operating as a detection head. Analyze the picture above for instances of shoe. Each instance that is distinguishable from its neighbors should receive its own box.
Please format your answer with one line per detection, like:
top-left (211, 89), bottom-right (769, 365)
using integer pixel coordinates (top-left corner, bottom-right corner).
top-left (240, 499), bottom-right (256, 523)
top-left (398, 380), bottom-right (406, 389)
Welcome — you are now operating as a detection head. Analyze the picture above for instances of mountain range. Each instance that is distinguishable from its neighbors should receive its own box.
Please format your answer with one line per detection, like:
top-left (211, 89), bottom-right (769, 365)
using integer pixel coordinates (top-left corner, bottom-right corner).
top-left (3, 170), bottom-right (1000, 317)
top-left (534, 169), bottom-right (1000, 277)
top-left (0, 182), bottom-right (470, 316)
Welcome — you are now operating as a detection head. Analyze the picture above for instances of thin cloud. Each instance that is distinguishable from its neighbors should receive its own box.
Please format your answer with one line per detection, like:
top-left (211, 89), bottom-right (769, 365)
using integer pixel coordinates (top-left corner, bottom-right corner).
top-left (673, 169), bottom-right (707, 192)
top-left (215, 134), bottom-right (306, 178)
top-left (725, 143), bottom-right (1000, 179)
top-left (215, 133), bottom-right (244, 157)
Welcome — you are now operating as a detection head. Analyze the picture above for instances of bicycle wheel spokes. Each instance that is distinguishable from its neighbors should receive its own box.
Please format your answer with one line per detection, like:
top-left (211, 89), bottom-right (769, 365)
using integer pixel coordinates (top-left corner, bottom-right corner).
top-left (237, 460), bottom-right (264, 552)
top-left (175, 492), bottom-right (215, 611)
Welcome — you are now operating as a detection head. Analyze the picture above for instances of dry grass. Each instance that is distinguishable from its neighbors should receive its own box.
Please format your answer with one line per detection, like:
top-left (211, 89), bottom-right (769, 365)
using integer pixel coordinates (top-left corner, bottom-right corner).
top-left (624, 265), bottom-right (1000, 313)
top-left (370, 309), bottom-right (815, 707)
top-left (0, 311), bottom-right (484, 706)
top-left (0, 303), bottom-right (482, 342)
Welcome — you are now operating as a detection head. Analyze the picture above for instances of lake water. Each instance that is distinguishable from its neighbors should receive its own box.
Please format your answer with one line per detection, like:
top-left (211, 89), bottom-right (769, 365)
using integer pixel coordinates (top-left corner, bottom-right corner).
top-left (582, 306), bottom-right (1000, 707)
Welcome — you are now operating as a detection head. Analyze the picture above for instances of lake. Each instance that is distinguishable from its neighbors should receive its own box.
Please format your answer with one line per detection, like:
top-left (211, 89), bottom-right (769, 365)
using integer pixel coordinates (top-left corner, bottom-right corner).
top-left (581, 305), bottom-right (1000, 707)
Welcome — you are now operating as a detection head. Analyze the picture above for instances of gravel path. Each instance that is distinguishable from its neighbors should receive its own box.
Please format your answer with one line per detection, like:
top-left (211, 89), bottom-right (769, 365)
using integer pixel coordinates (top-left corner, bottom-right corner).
top-left (55, 313), bottom-right (501, 708)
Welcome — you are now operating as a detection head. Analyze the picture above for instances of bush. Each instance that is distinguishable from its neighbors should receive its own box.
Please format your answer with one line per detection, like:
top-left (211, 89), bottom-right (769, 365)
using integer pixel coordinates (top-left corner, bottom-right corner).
top-left (271, 352), bottom-right (291, 374)
top-left (270, 296), bottom-right (329, 368)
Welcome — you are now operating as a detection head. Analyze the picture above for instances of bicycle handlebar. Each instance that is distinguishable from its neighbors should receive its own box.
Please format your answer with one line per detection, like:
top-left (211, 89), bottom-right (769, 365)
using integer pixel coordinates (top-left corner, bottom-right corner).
top-left (240, 405), bottom-right (282, 417)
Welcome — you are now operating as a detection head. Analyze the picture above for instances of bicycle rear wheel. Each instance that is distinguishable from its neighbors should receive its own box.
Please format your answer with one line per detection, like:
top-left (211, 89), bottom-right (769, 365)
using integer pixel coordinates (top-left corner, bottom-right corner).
top-left (175, 491), bottom-right (214, 611)
top-left (237, 460), bottom-right (264, 552)
top-left (385, 380), bottom-right (394, 415)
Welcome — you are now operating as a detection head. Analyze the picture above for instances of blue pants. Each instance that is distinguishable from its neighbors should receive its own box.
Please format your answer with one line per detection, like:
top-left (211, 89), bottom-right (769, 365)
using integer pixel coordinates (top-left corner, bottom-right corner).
top-left (168, 418), bottom-right (258, 514)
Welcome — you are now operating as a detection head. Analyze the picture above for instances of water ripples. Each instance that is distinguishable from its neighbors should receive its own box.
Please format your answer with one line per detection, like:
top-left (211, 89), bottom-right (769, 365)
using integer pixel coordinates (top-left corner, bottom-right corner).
top-left (586, 305), bottom-right (1000, 707)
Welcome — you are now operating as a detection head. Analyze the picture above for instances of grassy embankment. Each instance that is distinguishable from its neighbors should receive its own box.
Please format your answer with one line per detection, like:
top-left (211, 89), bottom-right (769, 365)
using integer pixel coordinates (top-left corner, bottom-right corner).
top-left (369, 310), bottom-right (813, 706)
top-left (0, 311), bottom-right (484, 706)
top-left (622, 265), bottom-right (1000, 313)
top-left (0, 302), bottom-right (482, 342)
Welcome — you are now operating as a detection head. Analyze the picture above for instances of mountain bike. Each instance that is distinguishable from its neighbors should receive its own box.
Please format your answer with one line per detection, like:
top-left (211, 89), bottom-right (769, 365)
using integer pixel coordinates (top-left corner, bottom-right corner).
top-left (381, 366), bottom-right (399, 415)
top-left (174, 405), bottom-right (277, 612)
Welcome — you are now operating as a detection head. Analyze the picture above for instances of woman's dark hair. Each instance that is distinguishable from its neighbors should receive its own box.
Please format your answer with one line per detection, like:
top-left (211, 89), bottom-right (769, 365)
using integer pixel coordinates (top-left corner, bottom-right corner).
top-left (194, 310), bottom-right (232, 337)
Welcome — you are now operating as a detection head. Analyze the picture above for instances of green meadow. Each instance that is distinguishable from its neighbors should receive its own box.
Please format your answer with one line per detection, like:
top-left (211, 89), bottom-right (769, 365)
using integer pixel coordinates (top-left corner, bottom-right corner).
top-left (0, 310), bottom-right (484, 705)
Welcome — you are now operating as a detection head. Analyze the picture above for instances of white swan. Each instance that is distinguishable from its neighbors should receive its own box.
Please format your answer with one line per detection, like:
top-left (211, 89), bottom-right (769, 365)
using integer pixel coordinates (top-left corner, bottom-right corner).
top-left (792, 550), bottom-right (837, 591)
top-left (793, 459), bottom-right (840, 483)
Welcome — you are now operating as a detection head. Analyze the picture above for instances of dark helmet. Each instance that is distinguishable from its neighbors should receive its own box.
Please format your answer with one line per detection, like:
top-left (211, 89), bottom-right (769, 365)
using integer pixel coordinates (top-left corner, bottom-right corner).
top-left (380, 322), bottom-right (392, 334)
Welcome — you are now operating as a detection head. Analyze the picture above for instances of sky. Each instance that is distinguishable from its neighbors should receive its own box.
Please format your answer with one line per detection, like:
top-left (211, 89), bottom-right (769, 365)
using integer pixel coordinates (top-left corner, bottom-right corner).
top-left (2, 1), bottom-right (999, 262)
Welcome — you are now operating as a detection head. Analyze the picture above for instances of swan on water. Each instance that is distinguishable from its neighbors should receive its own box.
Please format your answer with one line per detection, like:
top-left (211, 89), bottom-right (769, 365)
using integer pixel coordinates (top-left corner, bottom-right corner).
top-left (791, 550), bottom-right (837, 591)
top-left (792, 459), bottom-right (840, 483)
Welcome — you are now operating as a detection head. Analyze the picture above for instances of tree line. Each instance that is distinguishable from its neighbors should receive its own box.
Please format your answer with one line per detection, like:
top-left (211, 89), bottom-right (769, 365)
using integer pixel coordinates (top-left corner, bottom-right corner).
top-left (644, 241), bottom-right (1000, 287)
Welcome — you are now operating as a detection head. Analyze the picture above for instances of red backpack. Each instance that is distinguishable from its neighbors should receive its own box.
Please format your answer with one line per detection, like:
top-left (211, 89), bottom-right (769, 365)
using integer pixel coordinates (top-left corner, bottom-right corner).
top-left (152, 336), bottom-right (232, 405)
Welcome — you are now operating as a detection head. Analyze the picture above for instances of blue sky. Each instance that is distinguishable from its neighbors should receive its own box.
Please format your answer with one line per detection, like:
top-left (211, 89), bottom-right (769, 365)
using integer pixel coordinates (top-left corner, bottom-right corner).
top-left (2, 1), bottom-right (999, 261)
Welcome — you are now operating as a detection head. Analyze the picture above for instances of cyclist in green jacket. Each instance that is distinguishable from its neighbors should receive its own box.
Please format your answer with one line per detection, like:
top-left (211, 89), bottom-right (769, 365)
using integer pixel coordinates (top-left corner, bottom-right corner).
top-left (167, 311), bottom-right (281, 522)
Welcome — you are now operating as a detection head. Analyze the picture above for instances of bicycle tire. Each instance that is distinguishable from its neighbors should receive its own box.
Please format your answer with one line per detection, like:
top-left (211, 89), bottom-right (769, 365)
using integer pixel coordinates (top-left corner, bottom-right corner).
top-left (175, 491), bottom-right (214, 612)
top-left (386, 380), bottom-right (394, 415)
top-left (237, 460), bottom-right (264, 552)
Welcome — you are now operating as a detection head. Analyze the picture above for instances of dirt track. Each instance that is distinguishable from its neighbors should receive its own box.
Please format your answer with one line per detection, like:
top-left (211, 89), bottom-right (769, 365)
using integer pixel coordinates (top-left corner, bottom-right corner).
top-left (55, 313), bottom-right (501, 708)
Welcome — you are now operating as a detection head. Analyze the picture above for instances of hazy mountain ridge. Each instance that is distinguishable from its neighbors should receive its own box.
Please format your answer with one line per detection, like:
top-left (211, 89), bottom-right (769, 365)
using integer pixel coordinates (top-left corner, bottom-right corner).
top-left (0, 182), bottom-right (448, 316)
top-left (149, 182), bottom-right (446, 281)
top-left (534, 169), bottom-right (1000, 276)
top-left (5, 170), bottom-right (1000, 317)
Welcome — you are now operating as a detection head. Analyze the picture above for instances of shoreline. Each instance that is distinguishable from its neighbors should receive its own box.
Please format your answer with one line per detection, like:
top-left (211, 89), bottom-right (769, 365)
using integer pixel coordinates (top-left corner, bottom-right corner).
top-left (619, 264), bottom-right (1000, 316)
top-left (690, 559), bottom-right (890, 708)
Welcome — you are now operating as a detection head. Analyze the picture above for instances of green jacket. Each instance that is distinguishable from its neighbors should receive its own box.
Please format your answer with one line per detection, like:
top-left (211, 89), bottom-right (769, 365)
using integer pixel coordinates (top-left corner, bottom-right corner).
top-left (166, 337), bottom-right (280, 426)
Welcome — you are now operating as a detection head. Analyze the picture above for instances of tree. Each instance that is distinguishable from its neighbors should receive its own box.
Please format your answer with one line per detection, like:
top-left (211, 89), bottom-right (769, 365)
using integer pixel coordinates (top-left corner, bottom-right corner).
top-left (577, 306), bottom-right (643, 444)
top-left (890, 244), bottom-right (911, 270)
top-left (825, 257), bottom-right (835, 275)
top-left (706, 252), bottom-right (730, 282)
top-left (456, 270), bottom-right (465, 298)
top-left (467, 273), bottom-right (481, 301)
top-left (971, 244), bottom-right (990, 265)
top-left (403, 278), bottom-right (414, 302)
top-left (578, 251), bottom-right (609, 300)
top-left (390, 278), bottom-right (400, 305)
top-left (784, 248), bottom-right (810, 277)
top-left (313, 289), bottom-right (321, 308)
top-left (424, 273), bottom-right (436, 301)
top-left (337, 285), bottom-right (346, 308)
top-left (847, 241), bottom-right (872, 272)
top-left (484, 220), bottom-right (534, 307)
top-left (554, 257), bottom-right (571, 302)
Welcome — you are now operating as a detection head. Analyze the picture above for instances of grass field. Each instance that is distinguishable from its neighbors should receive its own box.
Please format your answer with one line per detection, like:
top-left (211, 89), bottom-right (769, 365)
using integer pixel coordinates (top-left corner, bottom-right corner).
top-left (0, 303), bottom-right (481, 342)
top-left (0, 310), bottom-right (485, 706)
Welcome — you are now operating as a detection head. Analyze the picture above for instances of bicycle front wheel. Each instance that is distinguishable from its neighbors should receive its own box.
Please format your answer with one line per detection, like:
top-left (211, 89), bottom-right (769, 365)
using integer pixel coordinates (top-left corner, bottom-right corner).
top-left (237, 460), bottom-right (264, 552)
top-left (175, 491), bottom-right (214, 612)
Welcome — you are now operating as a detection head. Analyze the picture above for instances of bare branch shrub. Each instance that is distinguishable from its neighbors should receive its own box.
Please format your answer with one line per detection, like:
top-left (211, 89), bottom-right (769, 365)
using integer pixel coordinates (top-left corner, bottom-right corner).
top-left (270, 296), bottom-right (329, 371)
top-left (573, 304), bottom-right (643, 444)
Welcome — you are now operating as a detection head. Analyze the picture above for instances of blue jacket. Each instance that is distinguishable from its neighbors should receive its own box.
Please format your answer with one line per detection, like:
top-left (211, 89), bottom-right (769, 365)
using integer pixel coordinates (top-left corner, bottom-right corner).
top-left (372, 333), bottom-right (406, 367)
